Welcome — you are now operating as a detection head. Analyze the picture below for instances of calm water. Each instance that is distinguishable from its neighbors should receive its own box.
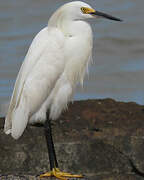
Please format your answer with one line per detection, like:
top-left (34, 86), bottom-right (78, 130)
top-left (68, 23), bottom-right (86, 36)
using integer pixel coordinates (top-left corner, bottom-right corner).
top-left (0, 0), bottom-right (144, 116)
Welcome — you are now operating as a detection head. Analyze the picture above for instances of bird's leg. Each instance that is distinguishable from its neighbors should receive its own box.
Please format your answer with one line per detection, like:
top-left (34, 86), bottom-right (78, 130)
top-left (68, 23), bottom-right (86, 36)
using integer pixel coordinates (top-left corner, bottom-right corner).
top-left (44, 114), bottom-right (58, 170)
top-left (40, 112), bottom-right (83, 180)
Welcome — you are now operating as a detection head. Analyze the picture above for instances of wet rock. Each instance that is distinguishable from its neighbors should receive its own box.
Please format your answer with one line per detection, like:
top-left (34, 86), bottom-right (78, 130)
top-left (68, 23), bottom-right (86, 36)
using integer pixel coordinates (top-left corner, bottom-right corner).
top-left (0, 99), bottom-right (144, 179)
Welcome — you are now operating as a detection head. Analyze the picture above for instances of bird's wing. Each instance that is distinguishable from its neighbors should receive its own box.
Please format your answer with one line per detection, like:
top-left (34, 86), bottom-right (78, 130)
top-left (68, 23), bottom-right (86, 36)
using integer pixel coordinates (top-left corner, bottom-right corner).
top-left (4, 27), bottom-right (64, 137)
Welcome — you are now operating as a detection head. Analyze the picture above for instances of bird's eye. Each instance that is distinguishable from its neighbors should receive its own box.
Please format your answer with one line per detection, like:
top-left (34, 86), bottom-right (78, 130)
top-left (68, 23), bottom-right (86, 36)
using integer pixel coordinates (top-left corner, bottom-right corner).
top-left (81, 7), bottom-right (87, 14)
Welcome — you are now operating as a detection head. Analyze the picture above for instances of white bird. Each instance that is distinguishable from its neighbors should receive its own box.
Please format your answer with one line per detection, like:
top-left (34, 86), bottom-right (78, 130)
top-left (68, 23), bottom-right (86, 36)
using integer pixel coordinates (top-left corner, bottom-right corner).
top-left (4, 1), bottom-right (121, 179)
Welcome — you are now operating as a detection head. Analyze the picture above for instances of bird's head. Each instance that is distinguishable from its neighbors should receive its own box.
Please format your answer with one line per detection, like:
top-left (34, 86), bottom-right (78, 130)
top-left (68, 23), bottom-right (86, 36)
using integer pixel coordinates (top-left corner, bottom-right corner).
top-left (57, 1), bottom-right (122, 22)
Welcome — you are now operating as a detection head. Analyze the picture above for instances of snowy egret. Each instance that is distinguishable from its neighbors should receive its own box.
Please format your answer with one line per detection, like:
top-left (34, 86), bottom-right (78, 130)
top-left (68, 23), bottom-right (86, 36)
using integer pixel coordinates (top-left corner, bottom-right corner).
top-left (4, 1), bottom-right (122, 179)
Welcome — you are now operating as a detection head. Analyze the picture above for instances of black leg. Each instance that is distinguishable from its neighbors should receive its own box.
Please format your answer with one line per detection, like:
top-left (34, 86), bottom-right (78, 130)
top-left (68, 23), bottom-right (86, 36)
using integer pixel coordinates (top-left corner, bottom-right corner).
top-left (40, 112), bottom-right (83, 179)
top-left (44, 112), bottom-right (58, 170)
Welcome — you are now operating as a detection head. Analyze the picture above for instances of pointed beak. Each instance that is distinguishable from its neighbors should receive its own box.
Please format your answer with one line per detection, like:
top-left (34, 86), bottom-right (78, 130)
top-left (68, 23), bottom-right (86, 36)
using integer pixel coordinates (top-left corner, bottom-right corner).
top-left (90, 10), bottom-right (122, 22)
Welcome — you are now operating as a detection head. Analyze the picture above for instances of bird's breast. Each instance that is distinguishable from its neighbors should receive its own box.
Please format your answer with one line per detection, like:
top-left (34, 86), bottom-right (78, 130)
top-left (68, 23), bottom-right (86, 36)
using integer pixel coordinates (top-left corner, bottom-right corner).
top-left (62, 21), bottom-right (93, 85)
top-left (64, 21), bottom-right (93, 60)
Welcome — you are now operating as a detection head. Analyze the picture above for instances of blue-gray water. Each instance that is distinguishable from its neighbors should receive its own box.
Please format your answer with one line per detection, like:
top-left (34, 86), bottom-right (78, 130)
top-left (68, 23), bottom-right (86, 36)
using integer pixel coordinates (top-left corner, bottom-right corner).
top-left (0, 0), bottom-right (144, 116)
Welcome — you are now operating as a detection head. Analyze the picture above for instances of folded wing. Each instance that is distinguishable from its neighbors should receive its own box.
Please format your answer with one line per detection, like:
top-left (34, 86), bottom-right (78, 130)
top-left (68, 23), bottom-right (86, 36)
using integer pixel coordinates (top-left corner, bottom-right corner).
top-left (4, 27), bottom-right (65, 139)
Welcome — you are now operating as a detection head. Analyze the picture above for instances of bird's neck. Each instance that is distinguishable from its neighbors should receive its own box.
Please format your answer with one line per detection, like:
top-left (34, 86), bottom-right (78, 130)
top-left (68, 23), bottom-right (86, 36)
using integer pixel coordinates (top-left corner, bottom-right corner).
top-left (48, 9), bottom-right (67, 28)
top-left (48, 12), bottom-right (90, 37)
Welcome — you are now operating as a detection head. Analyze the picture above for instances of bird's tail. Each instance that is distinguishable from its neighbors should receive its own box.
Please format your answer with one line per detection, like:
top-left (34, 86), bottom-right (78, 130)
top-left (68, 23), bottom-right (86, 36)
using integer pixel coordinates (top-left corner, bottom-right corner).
top-left (11, 95), bottom-right (29, 139)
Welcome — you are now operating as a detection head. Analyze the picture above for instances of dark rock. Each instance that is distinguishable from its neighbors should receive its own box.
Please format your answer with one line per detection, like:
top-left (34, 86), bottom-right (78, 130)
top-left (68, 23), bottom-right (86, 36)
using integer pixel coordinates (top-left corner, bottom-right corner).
top-left (1, 174), bottom-right (144, 180)
top-left (0, 99), bottom-right (144, 179)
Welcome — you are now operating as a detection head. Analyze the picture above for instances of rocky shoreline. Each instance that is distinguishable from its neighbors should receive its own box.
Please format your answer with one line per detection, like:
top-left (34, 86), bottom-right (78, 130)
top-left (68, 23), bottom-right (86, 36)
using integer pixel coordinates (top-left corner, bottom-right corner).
top-left (0, 99), bottom-right (144, 180)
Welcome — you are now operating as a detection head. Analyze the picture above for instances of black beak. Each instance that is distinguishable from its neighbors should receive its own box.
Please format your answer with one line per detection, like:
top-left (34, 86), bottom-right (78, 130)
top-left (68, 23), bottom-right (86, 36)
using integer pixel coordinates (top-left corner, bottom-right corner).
top-left (90, 10), bottom-right (122, 22)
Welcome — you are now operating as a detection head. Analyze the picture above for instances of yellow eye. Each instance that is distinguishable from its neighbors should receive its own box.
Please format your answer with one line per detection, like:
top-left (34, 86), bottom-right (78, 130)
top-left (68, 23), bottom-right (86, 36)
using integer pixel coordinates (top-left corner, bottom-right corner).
top-left (81, 7), bottom-right (96, 14)
top-left (81, 7), bottom-right (87, 14)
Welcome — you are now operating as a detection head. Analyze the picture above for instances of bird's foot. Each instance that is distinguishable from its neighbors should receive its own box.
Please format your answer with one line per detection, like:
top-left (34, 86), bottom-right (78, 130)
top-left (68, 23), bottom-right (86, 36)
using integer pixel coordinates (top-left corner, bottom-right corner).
top-left (40, 168), bottom-right (83, 180)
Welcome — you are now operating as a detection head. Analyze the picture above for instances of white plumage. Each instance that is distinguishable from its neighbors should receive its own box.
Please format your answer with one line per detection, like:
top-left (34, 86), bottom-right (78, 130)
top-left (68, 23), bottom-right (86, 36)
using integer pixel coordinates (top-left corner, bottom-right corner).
top-left (4, 1), bottom-right (93, 139)
top-left (4, 1), bottom-right (121, 140)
